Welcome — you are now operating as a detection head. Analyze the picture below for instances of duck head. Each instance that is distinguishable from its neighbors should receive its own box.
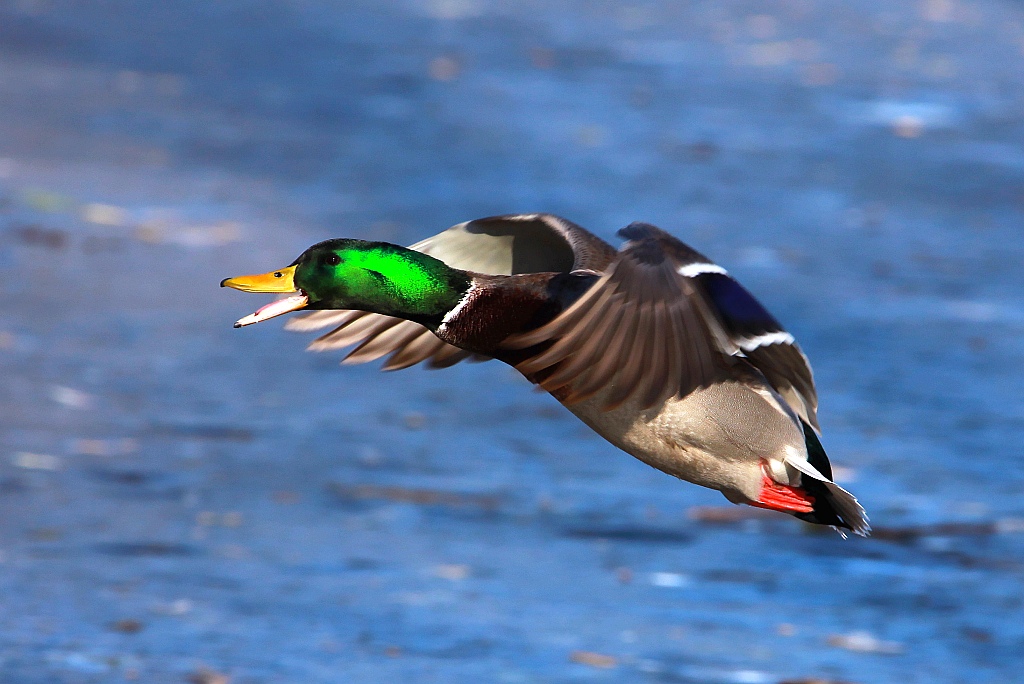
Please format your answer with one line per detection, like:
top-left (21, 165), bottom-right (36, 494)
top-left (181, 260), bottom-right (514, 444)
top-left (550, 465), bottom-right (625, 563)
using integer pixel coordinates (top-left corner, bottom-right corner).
top-left (222, 239), bottom-right (471, 328)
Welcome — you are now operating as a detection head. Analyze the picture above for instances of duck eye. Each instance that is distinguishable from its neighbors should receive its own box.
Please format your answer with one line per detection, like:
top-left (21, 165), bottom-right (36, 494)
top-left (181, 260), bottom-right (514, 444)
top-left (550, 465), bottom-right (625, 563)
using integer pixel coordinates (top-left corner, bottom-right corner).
top-left (325, 254), bottom-right (341, 266)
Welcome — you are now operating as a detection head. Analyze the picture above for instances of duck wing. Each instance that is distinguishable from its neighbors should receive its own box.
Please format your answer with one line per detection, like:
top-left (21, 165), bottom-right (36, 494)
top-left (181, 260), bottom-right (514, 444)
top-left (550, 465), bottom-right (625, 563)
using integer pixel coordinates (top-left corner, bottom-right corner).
top-left (698, 270), bottom-right (819, 431)
top-left (410, 213), bottom-right (616, 275)
top-left (285, 214), bottom-right (616, 370)
top-left (503, 222), bottom-right (819, 426)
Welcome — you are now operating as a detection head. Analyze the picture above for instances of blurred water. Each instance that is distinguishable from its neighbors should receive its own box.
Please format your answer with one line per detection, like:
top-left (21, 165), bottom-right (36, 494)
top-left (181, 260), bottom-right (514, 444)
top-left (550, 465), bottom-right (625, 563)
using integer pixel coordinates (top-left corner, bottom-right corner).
top-left (1, 1), bottom-right (1023, 682)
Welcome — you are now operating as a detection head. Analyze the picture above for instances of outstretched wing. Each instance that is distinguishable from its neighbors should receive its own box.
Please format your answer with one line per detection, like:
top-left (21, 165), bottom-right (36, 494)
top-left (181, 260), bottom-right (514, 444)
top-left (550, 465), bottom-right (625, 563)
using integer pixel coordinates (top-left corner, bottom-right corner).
top-left (284, 309), bottom-right (475, 370)
top-left (285, 214), bottom-right (616, 370)
top-left (504, 223), bottom-right (736, 410)
top-left (503, 222), bottom-right (819, 426)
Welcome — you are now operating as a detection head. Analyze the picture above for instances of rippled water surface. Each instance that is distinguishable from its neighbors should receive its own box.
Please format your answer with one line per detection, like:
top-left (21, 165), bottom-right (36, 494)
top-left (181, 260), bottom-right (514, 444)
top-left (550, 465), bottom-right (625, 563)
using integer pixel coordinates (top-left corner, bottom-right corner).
top-left (1, 1), bottom-right (1023, 682)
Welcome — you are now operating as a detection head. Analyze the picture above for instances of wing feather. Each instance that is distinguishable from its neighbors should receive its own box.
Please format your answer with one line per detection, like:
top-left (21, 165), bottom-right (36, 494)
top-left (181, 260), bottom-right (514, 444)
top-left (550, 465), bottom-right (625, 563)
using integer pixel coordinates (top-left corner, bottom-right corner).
top-left (308, 314), bottom-right (400, 352)
top-left (502, 223), bottom-right (738, 411)
top-left (284, 309), bottom-right (362, 333)
top-left (746, 344), bottom-right (819, 431)
top-left (604, 301), bottom-right (652, 410)
top-left (640, 300), bottom-right (671, 408)
top-left (381, 330), bottom-right (449, 371)
top-left (342, 320), bottom-right (428, 365)
top-left (503, 222), bottom-right (820, 419)
top-left (554, 302), bottom-right (627, 402)
top-left (427, 342), bottom-right (475, 369)
top-left (542, 288), bottom-right (626, 391)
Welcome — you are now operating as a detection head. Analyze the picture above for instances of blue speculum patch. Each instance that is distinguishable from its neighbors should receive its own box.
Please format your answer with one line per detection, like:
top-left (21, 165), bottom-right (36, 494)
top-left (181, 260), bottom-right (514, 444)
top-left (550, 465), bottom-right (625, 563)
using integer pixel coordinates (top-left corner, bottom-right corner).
top-left (701, 272), bottom-right (782, 337)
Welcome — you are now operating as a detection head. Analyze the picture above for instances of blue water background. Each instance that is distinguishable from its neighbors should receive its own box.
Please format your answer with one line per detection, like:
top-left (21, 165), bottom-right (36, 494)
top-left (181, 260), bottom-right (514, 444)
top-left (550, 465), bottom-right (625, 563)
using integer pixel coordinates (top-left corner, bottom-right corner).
top-left (0, 1), bottom-right (1023, 681)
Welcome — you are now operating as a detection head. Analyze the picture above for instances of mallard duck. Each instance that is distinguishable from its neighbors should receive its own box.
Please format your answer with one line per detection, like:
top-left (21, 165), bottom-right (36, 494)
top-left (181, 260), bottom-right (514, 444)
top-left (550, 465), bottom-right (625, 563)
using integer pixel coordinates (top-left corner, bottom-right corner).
top-left (222, 213), bottom-right (869, 536)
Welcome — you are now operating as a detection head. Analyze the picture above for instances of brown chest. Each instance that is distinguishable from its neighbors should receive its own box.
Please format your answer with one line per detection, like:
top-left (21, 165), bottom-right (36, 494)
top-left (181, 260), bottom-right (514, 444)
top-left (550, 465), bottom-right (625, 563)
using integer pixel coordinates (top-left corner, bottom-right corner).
top-left (436, 283), bottom-right (552, 357)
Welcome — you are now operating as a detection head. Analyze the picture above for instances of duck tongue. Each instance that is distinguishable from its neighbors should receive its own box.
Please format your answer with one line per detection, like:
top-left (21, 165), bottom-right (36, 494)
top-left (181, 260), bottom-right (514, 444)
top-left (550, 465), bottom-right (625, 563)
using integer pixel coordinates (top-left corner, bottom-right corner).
top-left (234, 295), bottom-right (309, 328)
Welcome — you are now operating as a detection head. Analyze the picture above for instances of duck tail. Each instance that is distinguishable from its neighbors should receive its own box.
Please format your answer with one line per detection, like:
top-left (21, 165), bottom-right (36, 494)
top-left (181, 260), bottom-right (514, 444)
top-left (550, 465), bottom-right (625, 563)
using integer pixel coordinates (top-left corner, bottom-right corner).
top-left (787, 422), bottom-right (871, 537)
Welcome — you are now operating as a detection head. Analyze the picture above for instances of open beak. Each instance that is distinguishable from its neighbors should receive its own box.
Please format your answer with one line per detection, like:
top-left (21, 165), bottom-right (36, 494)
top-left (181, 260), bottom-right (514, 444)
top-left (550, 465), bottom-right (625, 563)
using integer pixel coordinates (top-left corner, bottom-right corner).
top-left (221, 265), bottom-right (309, 328)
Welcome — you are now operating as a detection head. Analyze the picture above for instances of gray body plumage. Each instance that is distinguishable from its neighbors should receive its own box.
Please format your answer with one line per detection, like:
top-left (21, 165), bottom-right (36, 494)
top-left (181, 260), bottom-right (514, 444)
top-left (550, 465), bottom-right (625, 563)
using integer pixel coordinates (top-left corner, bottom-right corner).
top-left (562, 366), bottom-right (805, 503)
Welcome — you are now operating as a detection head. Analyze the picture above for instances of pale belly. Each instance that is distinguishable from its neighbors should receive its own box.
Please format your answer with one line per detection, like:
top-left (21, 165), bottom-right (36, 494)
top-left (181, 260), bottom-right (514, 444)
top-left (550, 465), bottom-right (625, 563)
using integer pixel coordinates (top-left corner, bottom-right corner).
top-left (557, 378), bottom-right (806, 502)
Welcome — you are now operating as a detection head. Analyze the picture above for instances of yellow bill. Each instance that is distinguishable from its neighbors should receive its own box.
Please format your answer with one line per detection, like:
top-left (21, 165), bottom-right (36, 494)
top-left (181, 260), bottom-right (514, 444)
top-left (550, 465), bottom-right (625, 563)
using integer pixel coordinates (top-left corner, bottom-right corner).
top-left (221, 265), bottom-right (298, 293)
top-left (221, 265), bottom-right (308, 327)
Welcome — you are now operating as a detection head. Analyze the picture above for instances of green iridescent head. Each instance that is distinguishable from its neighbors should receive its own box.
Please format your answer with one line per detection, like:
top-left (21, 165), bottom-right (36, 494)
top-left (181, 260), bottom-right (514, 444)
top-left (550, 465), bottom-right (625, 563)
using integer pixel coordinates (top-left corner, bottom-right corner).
top-left (222, 239), bottom-right (471, 327)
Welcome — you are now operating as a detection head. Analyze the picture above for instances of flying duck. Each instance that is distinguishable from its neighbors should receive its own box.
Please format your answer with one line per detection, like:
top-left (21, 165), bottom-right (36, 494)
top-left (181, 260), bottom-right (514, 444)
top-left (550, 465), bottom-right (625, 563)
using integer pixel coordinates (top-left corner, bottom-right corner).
top-left (222, 213), bottom-right (869, 536)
